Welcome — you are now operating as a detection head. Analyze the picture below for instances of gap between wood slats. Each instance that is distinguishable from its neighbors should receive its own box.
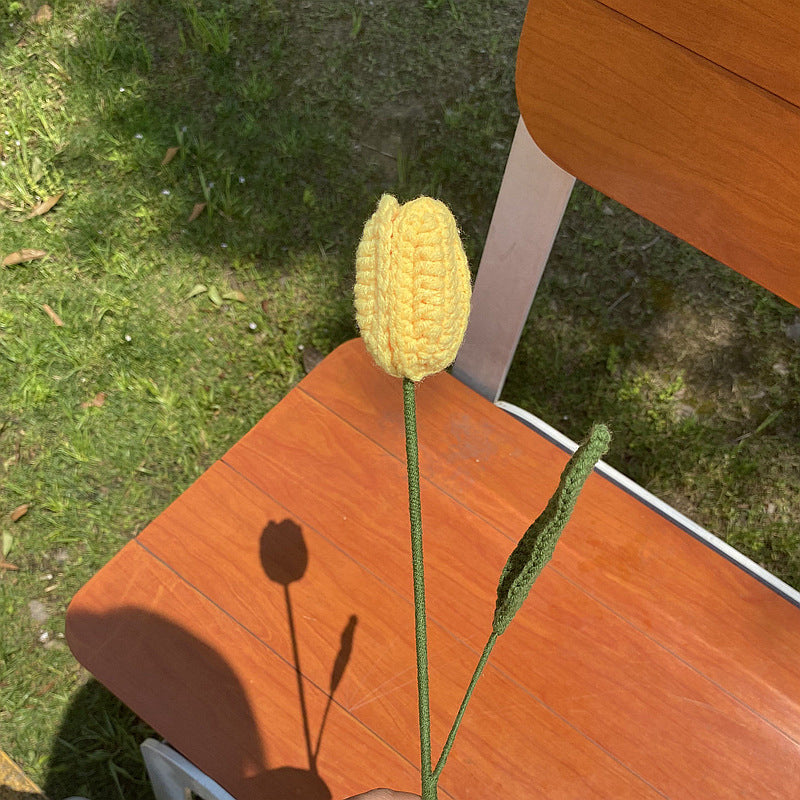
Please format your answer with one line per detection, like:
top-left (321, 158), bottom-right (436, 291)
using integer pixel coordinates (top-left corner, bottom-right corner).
top-left (280, 341), bottom-right (800, 743)
top-left (595, 0), bottom-right (800, 108)
top-left (215, 405), bottom-right (800, 796)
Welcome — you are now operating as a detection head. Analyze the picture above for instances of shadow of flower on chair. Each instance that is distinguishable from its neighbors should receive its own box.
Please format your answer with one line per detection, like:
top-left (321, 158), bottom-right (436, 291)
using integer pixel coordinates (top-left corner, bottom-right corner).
top-left (259, 519), bottom-right (359, 799)
top-left (53, 519), bottom-right (358, 800)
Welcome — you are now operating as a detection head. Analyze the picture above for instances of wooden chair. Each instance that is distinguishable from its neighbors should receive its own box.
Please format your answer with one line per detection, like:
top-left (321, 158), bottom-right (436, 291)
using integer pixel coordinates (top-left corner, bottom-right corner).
top-left (66, 1), bottom-right (800, 798)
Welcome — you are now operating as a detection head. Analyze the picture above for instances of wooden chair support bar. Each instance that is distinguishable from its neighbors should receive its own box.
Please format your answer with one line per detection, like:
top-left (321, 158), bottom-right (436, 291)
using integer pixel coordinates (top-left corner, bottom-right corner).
top-left (452, 117), bottom-right (575, 401)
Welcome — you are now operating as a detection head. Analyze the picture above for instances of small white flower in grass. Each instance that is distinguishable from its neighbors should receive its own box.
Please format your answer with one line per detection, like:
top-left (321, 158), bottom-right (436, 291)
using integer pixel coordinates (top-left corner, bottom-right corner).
top-left (239, 176), bottom-right (245, 183)
top-left (15, 140), bottom-right (20, 146)
top-left (298, 344), bottom-right (305, 351)
top-left (208, 181), bottom-right (215, 189)
top-left (220, 242), bottom-right (228, 248)
top-left (161, 189), bottom-right (170, 195)
top-left (124, 334), bottom-right (132, 342)
top-left (4, 131), bottom-right (9, 136)
top-left (248, 322), bottom-right (257, 330)
top-left (134, 133), bottom-right (143, 139)
top-left (181, 126), bottom-right (188, 132)
top-left (119, 87), bottom-right (126, 92)
top-left (39, 632), bottom-right (50, 643)
top-left (208, 336), bottom-right (214, 342)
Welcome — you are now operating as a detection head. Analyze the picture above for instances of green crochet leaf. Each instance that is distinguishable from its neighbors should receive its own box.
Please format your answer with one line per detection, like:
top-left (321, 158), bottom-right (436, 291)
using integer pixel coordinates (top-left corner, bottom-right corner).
top-left (493, 424), bottom-right (611, 636)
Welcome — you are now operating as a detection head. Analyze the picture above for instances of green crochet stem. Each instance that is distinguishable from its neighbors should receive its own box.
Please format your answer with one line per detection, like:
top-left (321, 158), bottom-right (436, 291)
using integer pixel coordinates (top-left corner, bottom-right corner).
top-left (400, 376), bottom-right (609, 796)
top-left (432, 631), bottom-right (498, 782)
top-left (403, 378), bottom-right (434, 800)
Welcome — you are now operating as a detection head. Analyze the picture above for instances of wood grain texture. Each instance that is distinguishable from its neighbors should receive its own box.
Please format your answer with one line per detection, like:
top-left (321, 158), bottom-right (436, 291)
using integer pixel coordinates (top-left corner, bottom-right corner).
top-left (66, 544), bottom-right (421, 800)
top-left (138, 462), bottom-right (663, 799)
top-left (602, 0), bottom-right (800, 106)
top-left (67, 341), bottom-right (800, 798)
top-left (293, 341), bottom-right (800, 744)
top-left (221, 360), bottom-right (800, 797)
top-left (516, 0), bottom-right (800, 307)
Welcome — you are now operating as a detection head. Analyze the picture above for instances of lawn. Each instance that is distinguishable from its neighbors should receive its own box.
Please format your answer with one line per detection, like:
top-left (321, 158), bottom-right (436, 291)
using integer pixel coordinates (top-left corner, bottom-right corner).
top-left (1, 0), bottom-right (798, 798)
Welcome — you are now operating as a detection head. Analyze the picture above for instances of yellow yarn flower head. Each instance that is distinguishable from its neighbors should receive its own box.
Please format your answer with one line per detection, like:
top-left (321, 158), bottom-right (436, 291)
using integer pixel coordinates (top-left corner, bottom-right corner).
top-left (354, 194), bottom-right (472, 382)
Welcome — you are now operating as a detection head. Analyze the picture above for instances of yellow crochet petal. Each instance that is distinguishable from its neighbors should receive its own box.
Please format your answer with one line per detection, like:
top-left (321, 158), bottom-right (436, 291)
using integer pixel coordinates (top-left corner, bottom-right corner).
top-left (354, 195), bottom-right (399, 373)
top-left (355, 194), bottom-right (471, 381)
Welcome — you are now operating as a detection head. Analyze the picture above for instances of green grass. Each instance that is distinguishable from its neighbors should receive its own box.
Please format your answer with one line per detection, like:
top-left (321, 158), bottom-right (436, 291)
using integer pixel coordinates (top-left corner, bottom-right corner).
top-left (0, 0), bottom-right (797, 798)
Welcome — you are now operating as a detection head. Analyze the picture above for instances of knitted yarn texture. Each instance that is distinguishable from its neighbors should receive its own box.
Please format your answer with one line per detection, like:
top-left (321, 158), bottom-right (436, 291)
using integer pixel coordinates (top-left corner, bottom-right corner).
top-left (354, 194), bottom-right (472, 382)
top-left (493, 423), bottom-right (611, 635)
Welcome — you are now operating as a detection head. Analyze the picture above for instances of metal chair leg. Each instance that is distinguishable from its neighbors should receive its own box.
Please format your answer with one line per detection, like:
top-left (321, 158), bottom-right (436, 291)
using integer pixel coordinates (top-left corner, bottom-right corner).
top-left (140, 739), bottom-right (237, 800)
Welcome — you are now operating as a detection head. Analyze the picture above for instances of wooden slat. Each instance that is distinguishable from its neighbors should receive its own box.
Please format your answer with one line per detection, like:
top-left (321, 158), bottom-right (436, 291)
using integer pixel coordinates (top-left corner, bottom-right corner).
top-left (138, 462), bottom-right (664, 799)
top-left (226, 392), bottom-right (800, 798)
top-left (66, 544), bottom-right (421, 800)
top-left (222, 385), bottom-right (800, 797)
top-left (291, 341), bottom-right (800, 743)
top-left (516, 0), bottom-right (800, 307)
top-left (602, 0), bottom-right (800, 107)
top-left (65, 341), bottom-right (800, 797)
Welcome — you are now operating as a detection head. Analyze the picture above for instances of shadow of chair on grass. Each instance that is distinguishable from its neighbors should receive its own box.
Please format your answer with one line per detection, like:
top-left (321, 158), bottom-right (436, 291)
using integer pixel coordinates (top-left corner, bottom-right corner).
top-left (47, 520), bottom-right (356, 800)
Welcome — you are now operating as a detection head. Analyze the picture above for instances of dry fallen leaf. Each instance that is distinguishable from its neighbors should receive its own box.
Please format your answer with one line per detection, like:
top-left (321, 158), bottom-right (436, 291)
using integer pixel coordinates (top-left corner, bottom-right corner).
top-left (81, 392), bottom-right (107, 409)
top-left (2, 248), bottom-right (46, 267)
top-left (222, 290), bottom-right (246, 303)
top-left (161, 146), bottom-right (180, 166)
top-left (26, 192), bottom-right (63, 219)
top-left (0, 560), bottom-right (19, 571)
top-left (32, 5), bottom-right (53, 23)
top-left (42, 304), bottom-right (64, 326)
top-left (10, 504), bottom-right (29, 522)
top-left (35, 678), bottom-right (58, 696)
top-left (185, 284), bottom-right (207, 300)
top-left (260, 299), bottom-right (269, 314)
top-left (188, 201), bottom-right (207, 222)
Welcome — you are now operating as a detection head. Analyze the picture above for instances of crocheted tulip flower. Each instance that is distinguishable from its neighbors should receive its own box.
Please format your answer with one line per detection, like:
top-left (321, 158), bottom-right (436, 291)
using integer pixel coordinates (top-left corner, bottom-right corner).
top-left (355, 194), bottom-right (471, 381)
top-left (352, 196), bottom-right (610, 800)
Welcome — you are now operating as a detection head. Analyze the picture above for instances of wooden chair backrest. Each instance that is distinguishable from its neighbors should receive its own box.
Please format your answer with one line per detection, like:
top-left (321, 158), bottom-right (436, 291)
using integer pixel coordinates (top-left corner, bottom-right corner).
top-left (516, 0), bottom-right (800, 308)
